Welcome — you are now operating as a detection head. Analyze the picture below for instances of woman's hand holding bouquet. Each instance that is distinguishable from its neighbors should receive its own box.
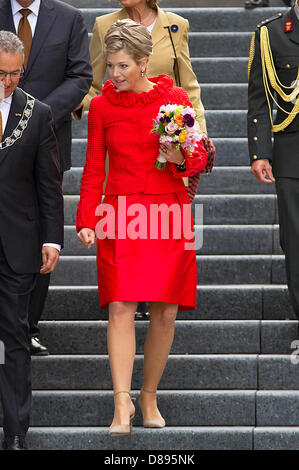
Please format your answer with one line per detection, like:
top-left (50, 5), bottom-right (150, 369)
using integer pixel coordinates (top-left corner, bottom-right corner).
top-left (152, 104), bottom-right (203, 170)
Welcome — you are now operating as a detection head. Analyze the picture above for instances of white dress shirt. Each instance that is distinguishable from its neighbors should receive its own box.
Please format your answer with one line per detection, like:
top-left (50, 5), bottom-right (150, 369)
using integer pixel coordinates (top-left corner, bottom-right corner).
top-left (11, 0), bottom-right (41, 36)
top-left (0, 91), bottom-right (61, 252)
top-left (0, 94), bottom-right (12, 134)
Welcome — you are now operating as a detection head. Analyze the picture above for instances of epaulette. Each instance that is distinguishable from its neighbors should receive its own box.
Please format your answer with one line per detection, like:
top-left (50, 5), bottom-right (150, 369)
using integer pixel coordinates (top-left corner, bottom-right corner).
top-left (257, 12), bottom-right (283, 29)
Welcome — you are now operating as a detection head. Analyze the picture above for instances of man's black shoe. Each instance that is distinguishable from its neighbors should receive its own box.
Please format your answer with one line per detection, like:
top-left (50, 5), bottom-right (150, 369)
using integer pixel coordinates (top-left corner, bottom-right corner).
top-left (245, 0), bottom-right (269, 8)
top-left (30, 337), bottom-right (49, 356)
top-left (2, 436), bottom-right (27, 450)
top-left (135, 311), bottom-right (150, 320)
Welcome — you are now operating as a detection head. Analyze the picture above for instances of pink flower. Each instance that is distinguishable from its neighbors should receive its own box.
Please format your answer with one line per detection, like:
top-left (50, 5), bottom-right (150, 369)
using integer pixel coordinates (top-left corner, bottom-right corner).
top-left (165, 122), bottom-right (179, 135)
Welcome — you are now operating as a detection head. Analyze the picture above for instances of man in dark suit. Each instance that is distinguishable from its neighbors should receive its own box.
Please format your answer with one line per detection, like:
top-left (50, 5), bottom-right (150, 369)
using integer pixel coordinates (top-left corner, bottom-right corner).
top-left (0, 30), bottom-right (63, 450)
top-left (248, 3), bottom-right (299, 318)
top-left (0, 0), bottom-right (92, 355)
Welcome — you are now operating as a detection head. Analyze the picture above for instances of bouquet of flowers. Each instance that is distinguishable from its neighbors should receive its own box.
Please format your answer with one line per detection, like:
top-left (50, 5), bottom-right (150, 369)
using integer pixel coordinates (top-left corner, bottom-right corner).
top-left (152, 104), bottom-right (203, 169)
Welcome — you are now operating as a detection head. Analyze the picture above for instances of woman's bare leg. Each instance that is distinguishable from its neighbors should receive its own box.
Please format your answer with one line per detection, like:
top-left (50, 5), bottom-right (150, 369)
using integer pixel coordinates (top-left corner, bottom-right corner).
top-left (108, 300), bottom-right (138, 426)
top-left (140, 302), bottom-right (178, 421)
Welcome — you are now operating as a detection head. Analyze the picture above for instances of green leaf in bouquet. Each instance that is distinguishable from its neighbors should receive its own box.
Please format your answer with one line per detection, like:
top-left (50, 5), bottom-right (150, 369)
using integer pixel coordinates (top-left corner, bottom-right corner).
top-left (158, 122), bottom-right (165, 134)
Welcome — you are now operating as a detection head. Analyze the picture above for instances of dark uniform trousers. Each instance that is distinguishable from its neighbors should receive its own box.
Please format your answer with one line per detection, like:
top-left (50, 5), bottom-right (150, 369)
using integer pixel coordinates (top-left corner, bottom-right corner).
top-left (247, 8), bottom-right (299, 319)
top-left (0, 238), bottom-right (35, 436)
top-left (275, 177), bottom-right (299, 317)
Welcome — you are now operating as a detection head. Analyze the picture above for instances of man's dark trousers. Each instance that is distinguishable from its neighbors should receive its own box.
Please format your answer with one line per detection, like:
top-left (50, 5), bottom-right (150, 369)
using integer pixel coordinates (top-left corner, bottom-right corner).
top-left (0, 239), bottom-right (35, 436)
top-left (276, 178), bottom-right (299, 318)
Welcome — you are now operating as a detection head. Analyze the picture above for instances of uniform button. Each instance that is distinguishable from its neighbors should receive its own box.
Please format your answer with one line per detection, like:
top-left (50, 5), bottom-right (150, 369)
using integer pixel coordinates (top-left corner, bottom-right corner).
top-left (253, 155), bottom-right (258, 159)
top-left (286, 64), bottom-right (291, 68)
top-left (253, 119), bottom-right (258, 123)
top-left (254, 137), bottom-right (258, 141)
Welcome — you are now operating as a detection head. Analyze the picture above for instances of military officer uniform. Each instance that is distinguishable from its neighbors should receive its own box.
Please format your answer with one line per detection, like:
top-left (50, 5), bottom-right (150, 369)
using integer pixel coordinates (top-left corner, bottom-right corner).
top-left (245, 1), bottom-right (293, 9)
top-left (248, 3), bottom-right (299, 318)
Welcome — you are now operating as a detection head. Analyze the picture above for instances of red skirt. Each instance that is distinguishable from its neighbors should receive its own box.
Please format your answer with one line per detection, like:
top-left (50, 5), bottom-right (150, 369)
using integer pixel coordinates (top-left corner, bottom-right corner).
top-left (96, 191), bottom-right (197, 311)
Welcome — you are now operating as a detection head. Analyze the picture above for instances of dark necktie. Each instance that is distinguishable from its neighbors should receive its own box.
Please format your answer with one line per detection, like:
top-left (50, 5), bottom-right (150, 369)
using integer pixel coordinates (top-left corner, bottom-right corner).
top-left (17, 9), bottom-right (32, 69)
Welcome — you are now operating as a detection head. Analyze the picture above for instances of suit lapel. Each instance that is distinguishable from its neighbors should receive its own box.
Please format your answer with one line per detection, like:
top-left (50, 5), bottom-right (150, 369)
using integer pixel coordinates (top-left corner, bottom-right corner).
top-left (25, 0), bottom-right (57, 74)
top-left (0, 0), bottom-right (16, 33)
top-left (151, 7), bottom-right (170, 47)
top-left (286, 8), bottom-right (299, 47)
top-left (0, 88), bottom-right (27, 165)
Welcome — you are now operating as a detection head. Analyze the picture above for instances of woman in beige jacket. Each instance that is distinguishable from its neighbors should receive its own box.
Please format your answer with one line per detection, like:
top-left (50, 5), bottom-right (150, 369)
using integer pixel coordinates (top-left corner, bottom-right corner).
top-left (75, 0), bottom-right (207, 135)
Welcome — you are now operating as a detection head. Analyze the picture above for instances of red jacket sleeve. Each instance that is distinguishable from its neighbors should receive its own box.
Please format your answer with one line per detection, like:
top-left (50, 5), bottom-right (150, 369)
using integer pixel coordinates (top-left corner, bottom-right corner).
top-left (167, 87), bottom-right (208, 178)
top-left (168, 139), bottom-right (208, 178)
top-left (76, 97), bottom-right (107, 232)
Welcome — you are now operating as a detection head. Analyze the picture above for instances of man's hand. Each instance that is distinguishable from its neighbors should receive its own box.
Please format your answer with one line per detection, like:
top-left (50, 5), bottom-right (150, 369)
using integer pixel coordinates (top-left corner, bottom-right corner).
top-left (77, 228), bottom-right (95, 249)
top-left (40, 246), bottom-right (60, 274)
top-left (250, 159), bottom-right (275, 184)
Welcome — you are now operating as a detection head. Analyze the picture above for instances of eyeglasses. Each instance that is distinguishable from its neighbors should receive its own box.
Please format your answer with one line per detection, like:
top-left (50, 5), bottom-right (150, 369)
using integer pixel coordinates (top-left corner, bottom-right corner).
top-left (0, 69), bottom-right (23, 80)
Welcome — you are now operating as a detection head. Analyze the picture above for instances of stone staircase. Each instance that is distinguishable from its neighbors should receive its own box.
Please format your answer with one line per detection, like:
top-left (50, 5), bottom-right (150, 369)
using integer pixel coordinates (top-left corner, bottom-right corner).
top-left (3, 0), bottom-right (299, 450)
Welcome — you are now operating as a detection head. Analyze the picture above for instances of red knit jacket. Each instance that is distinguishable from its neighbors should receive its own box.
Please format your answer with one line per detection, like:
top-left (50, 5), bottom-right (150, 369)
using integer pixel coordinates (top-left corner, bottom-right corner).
top-left (76, 75), bottom-right (207, 231)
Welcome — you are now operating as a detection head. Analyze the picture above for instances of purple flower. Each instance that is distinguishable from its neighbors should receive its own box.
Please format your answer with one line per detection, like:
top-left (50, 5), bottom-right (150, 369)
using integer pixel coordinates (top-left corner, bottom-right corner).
top-left (160, 115), bottom-right (171, 124)
top-left (183, 114), bottom-right (195, 127)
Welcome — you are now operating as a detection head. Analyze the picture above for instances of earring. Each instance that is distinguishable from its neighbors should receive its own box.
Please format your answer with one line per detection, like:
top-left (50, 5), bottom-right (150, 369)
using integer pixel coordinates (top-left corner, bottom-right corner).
top-left (141, 70), bottom-right (145, 77)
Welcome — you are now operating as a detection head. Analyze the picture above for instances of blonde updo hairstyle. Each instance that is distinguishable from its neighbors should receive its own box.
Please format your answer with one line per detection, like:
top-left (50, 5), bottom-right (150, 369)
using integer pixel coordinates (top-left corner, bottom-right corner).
top-left (104, 19), bottom-right (153, 67)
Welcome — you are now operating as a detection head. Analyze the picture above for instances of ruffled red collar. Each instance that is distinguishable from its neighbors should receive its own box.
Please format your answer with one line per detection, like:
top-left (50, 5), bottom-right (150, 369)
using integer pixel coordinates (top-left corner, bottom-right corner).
top-left (102, 75), bottom-right (173, 107)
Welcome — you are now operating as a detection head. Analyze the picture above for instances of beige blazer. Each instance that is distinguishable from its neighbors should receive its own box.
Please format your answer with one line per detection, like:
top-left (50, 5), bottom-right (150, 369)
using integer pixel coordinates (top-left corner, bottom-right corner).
top-left (75, 6), bottom-right (207, 134)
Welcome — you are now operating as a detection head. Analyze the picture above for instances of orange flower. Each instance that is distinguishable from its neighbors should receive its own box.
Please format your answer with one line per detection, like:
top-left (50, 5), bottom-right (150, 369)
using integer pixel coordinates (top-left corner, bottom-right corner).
top-left (174, 115), bottom-right (184, 126)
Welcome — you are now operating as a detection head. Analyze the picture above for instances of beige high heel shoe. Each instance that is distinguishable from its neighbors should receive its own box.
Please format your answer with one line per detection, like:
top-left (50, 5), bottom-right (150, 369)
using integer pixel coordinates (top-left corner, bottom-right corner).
top-left (138, 388), bottom-right (166, 428)
top-left (109, 391), bottom-right (136, 436)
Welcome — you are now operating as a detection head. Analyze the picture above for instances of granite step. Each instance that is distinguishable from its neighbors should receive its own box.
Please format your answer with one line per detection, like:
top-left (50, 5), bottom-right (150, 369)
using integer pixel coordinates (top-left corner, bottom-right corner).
top-left (0, 390), bottom-right (256, 427)
top-left (70, 54), bottom-right (249, 86)
top-left (72, 110), bottom-right (248, 139)
top-left (256, 392), bottom-right (299, 426)
top-left (193, 58), bottom-right (248, 83)
top-left (62, 224), bottom-right (282, 256)
top-left (9, 0), bottom-right (296, 451)
top-left (63, 167), bottom-right (275, 195)
top-left (38, 320), bottom-right (262, 355)
top-left (44, 284), bottom-right (295, 321)
top-left (87, 31), bottom-right (253, 57)
top-left (81, 8), bottom-right (286, 33)
top-left (254, 428), bottom-right (299, 451)
top-left (28, 355), bottom-right (299, 391)
top-left (3, 424), bottom-right (299, 450)
top-left (37, 320), bottom-right (299, 355)
top-left (50, 254), bottom-right (286, 286)
top-left (259, 356), bottom-right (299, 390)
top-left (30, 354), bottom-right (257, 390)
top-left (3, 390), bottom-right (299, 427)
top-left (78, 84), bottom-right (248, 113)
top-left (71, 137), bottom-right (251, 167)
top-left (0, 426), bottom-right (254, 450)
top-left (64, 194), bottom-right (278, 225)
top-left (201, 84), bottom-right (248, 110)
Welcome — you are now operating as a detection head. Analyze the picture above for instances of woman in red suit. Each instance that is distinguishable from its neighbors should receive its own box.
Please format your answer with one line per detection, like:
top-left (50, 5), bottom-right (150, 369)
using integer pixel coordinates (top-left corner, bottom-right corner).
top-left (76, 19), bottom-right (207, 436)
